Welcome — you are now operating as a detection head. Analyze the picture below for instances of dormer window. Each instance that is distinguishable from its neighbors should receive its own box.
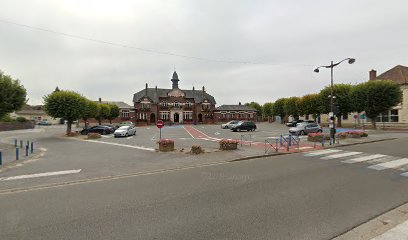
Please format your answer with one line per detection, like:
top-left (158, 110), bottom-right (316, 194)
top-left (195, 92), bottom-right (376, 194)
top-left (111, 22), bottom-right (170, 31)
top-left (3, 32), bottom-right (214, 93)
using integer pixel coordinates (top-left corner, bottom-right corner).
top-left (174, 101), bottom-right (180, 107)
top-left (185, 102), bottom-right (192, 107)
top-left (160, 101), bottom-right (168, 107)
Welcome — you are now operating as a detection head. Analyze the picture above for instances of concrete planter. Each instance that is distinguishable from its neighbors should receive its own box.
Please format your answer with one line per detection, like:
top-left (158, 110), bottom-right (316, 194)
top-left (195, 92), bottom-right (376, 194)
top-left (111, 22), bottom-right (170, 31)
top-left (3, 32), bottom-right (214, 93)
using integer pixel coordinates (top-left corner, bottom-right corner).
top-left (219, 140), bottom-right (239, 150)
top-left (158, 140), bottom-right (175, 152)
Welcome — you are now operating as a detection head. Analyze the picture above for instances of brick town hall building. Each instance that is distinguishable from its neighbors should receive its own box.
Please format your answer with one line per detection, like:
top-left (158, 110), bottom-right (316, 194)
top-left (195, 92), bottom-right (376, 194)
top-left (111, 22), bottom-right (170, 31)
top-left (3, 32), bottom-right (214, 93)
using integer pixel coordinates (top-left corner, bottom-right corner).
top-left (133, 72), bottom-right (217, 124)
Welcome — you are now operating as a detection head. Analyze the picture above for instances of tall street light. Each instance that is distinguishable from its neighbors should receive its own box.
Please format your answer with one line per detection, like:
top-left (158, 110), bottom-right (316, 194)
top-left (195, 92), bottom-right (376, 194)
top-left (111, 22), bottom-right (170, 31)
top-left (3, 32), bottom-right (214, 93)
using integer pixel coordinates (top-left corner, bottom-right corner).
top-left (314, 58), bottom-right (355, 145)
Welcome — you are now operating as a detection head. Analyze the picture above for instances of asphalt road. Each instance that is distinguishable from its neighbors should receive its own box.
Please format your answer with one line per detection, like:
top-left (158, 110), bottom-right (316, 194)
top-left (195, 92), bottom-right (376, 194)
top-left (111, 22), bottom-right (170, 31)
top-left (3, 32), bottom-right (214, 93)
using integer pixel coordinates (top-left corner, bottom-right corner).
top-left (1, 135), bottom-right (408, 239)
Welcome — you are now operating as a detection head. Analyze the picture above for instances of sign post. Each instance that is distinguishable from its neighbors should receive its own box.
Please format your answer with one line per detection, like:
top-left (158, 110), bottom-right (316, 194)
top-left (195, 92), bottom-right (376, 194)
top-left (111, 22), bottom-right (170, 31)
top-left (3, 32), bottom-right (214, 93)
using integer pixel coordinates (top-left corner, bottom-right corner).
top-left (156, 120), bottom-right (164, 140)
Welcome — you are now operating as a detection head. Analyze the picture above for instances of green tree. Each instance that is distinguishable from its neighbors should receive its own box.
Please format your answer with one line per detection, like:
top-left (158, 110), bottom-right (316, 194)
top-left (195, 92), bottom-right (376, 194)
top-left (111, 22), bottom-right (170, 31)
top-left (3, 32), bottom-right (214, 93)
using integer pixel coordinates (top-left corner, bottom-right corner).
top-left (0, 72), bottom-right (27, 119)
top-left (284, 97), bottom-right (300, 120)
top-left (82, 100), bottom-right (98, 128)
top-left (351, 80), bottom-right (402, 129)
top-left (95, 103), bottom-right (111, 125)
top-left (272, 98), bottom-right (286, 123)
top-left (297, 94), bottom-right (321, 120)
top-left (43, 90), bottom-right (87, 134)
top-left (245, 102), bottom-right (263, 117)
top-left (318, 84), bottom-right (353, 127)
top-left (262, 102), bottom-right (274, 119)
top-left (107, 103), bottom-right (120, 124)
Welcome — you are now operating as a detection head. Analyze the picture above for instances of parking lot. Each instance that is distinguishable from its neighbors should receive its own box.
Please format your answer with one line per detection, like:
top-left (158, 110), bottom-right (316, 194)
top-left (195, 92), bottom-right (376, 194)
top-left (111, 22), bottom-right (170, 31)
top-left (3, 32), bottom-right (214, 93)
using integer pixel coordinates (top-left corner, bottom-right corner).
top-left (86, 122), bottom-right (311, 153)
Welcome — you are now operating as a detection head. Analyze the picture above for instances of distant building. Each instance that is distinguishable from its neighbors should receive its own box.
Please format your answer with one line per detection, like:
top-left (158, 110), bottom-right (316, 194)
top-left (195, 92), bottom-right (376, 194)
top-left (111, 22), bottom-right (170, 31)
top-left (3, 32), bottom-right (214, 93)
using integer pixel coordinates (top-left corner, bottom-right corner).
top-left (133, 71), bottom-right (216, 124)
top-left (80, 99), bottom-right (134, 125)
top-left (11, 105), bottom-right (60, 124)
top-left (214, 103), bottom-right (257, 122)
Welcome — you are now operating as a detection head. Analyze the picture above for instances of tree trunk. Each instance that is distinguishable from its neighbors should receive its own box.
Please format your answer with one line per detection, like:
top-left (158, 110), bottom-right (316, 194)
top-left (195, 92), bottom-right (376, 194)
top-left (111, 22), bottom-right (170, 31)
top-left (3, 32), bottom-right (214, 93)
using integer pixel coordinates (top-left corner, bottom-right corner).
top-left (109, 119), bottom-right (112, 124)
top-left (66, 121), bottom-right (72, 135)
top-left (84, 118), bottom-right (88, 129)
top-left (371, 118), bottom-right (377, 129)
top-left (337, 114), bottom-right (342, 128)
top-left (98, 118), bottom-right (101, 125)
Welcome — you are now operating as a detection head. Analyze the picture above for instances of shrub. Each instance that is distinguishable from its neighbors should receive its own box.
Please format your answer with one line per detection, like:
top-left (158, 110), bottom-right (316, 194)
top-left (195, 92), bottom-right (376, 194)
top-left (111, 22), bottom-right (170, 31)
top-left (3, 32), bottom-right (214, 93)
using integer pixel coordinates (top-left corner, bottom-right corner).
top-left (87, 132), bottom-right (101, 139)
top-left (191, 145), bottom-right (204, 154)
top-left (219, 139), bottom-right (239, 150)
top-left (16, 117), bottom-right (27, 122)
top-left (307, 133), bottom-right (331, 142)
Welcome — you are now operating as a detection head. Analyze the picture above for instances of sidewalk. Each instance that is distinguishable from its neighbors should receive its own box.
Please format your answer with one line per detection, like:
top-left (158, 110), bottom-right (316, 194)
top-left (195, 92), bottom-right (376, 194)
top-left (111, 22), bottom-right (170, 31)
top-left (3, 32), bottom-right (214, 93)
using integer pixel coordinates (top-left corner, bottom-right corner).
top-left (371, 220), bottom-right (408, 239)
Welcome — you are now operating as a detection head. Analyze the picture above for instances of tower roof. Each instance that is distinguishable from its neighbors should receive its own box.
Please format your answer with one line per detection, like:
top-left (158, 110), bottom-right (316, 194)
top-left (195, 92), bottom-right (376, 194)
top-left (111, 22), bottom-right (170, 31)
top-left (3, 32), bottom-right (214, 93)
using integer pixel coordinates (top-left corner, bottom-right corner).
top-left (172, 71), bottom-right (179, 80)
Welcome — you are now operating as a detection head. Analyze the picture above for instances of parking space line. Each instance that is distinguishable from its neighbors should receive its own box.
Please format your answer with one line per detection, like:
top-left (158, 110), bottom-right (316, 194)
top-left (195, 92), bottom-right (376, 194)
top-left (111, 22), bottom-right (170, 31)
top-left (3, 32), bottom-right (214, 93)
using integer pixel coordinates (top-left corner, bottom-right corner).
top-left (0, 169), bottom-right (81, 181)
top-left (86, 140), bottom-right (155, 151)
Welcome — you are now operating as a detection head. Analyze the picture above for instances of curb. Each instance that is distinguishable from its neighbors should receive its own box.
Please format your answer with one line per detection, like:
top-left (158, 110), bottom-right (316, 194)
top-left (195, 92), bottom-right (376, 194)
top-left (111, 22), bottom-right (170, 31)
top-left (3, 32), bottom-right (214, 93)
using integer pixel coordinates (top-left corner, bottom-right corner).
top-left (332, 200), bottom-right (408, 240)
top-left (327, 138), bottom-right (398, 149)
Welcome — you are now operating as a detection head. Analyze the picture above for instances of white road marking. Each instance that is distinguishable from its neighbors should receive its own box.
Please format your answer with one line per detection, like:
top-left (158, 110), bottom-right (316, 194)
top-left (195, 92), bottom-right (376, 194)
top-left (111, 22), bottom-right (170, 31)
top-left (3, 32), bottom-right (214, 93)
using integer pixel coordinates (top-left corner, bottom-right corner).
top-left (87, 140), bottom-right (155, 151)
top-left (183, 126), bottom-right (195, 138)
top-left (401, 172), bottom-right (408, 177)
top-left (126, 136), bottom-right (134, 140)
top-left (322, 151), bottom-right (362, 159)
top-left (214, 132), bottom-right (220, 135)
top-left (0, 169), bottom-right (81, 181)
top-left (368, 158), bottom-right (408, 170)
top-left (342, 154), bottom-right (387, 164)
top-left (304, 149), bottom-right (343, 156)
top-left (101, 135), bottom-right (113, 138)
top-left (299, 147), bottom-right (313, 150)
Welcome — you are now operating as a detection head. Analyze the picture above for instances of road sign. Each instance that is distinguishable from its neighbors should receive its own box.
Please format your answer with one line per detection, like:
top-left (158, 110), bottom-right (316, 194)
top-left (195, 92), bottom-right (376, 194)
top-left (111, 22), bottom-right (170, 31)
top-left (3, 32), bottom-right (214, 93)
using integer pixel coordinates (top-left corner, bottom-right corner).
top-left (360, 114), bottom-right (366, 120)
top-left (353, 114), bottom-right (358, 119)
top-left (156, 120), bottom-right (164, 129)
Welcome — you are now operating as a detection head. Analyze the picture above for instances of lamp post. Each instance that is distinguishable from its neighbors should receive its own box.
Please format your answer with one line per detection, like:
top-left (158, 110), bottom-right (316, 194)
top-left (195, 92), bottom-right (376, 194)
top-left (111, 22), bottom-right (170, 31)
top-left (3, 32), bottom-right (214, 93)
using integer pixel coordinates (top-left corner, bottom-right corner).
top-left (314, 58), bottom-right (355, 145)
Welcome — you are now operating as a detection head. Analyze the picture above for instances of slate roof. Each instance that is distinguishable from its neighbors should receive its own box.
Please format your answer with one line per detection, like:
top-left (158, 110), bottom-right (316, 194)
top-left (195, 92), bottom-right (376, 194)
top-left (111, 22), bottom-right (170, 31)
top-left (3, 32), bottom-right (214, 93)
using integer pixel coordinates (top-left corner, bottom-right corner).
top-left (133, 88), bottom-right (216, 104)
top-left (376, 65), bottom-right (408, 85)
top-left (98, 101), bottom-right (133, 109)
top-left (215, 105), bottom-right (258, 112)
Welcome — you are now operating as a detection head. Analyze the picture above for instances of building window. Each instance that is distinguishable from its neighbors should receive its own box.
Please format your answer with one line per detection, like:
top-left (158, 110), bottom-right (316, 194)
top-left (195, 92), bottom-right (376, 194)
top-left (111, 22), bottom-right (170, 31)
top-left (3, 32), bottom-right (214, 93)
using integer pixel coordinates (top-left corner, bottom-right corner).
top-left (202, 103), bottom-right (210, 110)
top-left (138, 113), bottom-right (147, 120)
top-left (121, 110), bottom-right (129, 118)
top-left (160, 101), bottom-right (168, 107)
top-left (174, 102), bottom-right (180, 108)
top-left (185, 102), bottom-right (192, 107)
top-left (342, 114), bottom-right (348, 120)
top-left (249, 113), bottom-right (253, 119)
top-left (239, 112), bottom-right (244, 119)
top-left (184, 111), bottom-right (193, 120)
top-left (141, 103), bottom-right (150, 109)
top-left (160, 111), bottom-right (170, 120)
top-left (376, 110), bottom-right (399, 122)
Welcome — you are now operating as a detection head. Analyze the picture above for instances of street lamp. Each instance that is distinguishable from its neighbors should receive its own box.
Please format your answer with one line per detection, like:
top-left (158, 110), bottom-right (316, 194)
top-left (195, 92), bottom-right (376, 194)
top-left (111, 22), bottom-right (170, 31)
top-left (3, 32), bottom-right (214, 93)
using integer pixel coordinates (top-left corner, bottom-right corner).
top-left (314, 58), bottom-right (355, 145)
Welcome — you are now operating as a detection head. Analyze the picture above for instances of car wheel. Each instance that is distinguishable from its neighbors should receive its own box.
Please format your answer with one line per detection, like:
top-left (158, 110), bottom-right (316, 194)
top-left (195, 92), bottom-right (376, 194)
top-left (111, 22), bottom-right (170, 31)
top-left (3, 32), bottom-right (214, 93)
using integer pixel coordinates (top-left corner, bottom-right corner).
top-left (317, 129), bottom-right (323, 133)
top-left (102, 130), bottom-right (107, 135)
top-left (125, 133), bottom-right (128, 137)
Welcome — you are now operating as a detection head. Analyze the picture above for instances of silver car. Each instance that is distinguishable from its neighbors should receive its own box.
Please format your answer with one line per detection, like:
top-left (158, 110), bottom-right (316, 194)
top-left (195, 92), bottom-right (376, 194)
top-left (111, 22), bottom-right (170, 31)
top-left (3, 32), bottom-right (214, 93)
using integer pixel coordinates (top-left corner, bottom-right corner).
top-left (114, 126), bottom-right (136, 137)
top-left (289, 122), bottom-right (322, 135)
top-left (221, 120), bottom-right (240, 129)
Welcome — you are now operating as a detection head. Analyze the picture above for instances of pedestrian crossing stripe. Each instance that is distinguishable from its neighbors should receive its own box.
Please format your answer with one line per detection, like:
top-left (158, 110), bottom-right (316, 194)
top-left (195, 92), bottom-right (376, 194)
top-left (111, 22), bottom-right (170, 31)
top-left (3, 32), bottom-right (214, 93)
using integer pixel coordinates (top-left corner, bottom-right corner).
top-left (368, 158), bottom-right (408, 171)
top-left (304, 149), bottom-right (342, 156)
top-left (321, 151), bottom-right (362, 160)
top-left (342, 154), bottom-right (387, 164)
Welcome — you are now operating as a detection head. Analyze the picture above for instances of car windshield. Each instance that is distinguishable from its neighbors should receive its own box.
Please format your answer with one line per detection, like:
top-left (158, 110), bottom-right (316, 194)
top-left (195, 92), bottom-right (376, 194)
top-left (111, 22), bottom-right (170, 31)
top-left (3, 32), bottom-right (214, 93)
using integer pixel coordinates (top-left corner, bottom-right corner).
top-left (118, 126), bottom-right (129, 130)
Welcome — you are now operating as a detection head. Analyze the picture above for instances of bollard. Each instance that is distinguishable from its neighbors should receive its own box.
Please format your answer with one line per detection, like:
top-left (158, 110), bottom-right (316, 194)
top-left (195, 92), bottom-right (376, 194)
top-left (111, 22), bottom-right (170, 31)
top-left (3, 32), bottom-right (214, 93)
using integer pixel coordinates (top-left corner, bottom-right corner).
top-left (280, 135), bottom-right (283, 147)
top-left (25, 145), bottom-right (29, 157)
top-left (16, 147), bottom-right (19, 160)
top-left (322, 136), bottom-right (325, 147)
top-left (27, 140), bottom-right (29, 147)
top-left (288, 134), bottom-right (292, 147)
top-left (14, 139), bottom-right (17, 147)
top-left (276, 139), bottom-right (279, 152)
top-left (31, 142), bottom-right (34, 153)
top-left (20, 140), bottom-right (23, 148)
top-left (0, 151), bottom-right (2, 165)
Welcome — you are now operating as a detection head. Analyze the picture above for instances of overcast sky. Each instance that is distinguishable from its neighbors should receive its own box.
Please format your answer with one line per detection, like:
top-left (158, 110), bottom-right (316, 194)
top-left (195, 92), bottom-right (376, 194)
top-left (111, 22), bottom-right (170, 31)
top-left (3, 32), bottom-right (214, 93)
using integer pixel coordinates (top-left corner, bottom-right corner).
top-left (0, 0), bottom-right (407, 106)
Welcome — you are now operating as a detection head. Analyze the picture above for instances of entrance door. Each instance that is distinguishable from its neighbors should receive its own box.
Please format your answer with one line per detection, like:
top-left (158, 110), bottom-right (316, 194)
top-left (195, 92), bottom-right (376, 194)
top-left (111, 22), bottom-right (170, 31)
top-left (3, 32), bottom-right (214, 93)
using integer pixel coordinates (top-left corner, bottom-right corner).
top-left (198, 113), bottom-right (203, 123)
top-left (174, 113), bottom-right (180, 123)
top-left (150, 113), bottom-right (156, 124)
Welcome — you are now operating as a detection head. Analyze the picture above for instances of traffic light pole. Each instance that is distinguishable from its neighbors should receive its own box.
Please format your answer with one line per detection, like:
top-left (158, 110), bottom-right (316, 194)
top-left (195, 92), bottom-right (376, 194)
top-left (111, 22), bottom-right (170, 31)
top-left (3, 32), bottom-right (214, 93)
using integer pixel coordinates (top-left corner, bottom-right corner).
top-left (330, 61), bottom-right (336, 145)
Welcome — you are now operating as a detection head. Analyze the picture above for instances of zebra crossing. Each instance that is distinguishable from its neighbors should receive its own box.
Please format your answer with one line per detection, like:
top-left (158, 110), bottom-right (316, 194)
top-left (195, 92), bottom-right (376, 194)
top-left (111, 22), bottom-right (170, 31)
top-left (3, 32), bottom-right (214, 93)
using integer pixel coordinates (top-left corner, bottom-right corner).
top-left (304, 149), bottom-right (408, 177)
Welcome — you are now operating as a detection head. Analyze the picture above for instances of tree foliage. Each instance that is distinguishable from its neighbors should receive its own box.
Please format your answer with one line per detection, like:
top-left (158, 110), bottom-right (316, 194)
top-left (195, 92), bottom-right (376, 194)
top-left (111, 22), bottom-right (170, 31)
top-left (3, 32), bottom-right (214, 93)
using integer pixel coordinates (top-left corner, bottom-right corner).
top-left (0, 72), bottom-right (27, 119)
top-left (351, 80), bottom-right (402, 129)
top-left (107, 103), bottom-right (120, 123)
top-left (262, 102), bottom-right (274, 118)
top-left (245, 102), bottom-right (263, 116)
top-left (318, 84), bottom-right (353, 126)
top-left (272, 98), bottom-right (286, 119)
top-left (297, 94), bottom-right (321, 119)
top-left (43, 90), bottom-right (87, 134)
top-left (95, 103), bottom-right (111, 125)
top-left (284, 97), bottom-right (300, 119)
top-left (82, 100), bottom-right (98, 128)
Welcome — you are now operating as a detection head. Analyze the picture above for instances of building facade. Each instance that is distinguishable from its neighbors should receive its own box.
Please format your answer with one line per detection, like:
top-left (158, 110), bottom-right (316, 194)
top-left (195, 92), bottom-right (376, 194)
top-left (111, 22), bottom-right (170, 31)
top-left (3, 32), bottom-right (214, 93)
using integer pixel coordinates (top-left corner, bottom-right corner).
top-left (11, 105), bottom-right (61, 124)
top-left (214, 103), bottom-right (258, 122)
top-left (133, 72), bottom-right (216, 124)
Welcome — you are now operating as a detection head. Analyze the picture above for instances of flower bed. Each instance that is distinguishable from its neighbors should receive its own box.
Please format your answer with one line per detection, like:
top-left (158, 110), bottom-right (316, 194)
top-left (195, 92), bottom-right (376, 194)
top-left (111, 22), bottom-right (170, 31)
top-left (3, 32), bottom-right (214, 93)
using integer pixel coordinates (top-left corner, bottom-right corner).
top-left (337, 131), bottom-right (368, 139)
top-left (157, 139), bottom-right (175, 152)
top-left (307, 133), bottom-right (331, 142)
top-left (219, 139), bottom-right (239, 150)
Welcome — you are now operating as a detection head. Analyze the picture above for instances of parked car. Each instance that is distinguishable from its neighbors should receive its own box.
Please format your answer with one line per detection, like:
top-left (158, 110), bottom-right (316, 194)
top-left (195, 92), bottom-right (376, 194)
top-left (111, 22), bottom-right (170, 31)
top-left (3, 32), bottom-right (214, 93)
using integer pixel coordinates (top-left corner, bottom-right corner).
top-left (221, 120), bottom-right (239, 129)
top-left (289, 122), bottom-right (322, 135)
top-left (37, 120), bottom-right (51, 126)
top-left (231, 121), bottom-right (257, 132)
top-left (116, 121), bottom-right (135, 128)
top-left (80, 126), bottom-right (113, 135)
top-left (286, 119), bottom-right (314, 127)
top-left (114, 126), bottom-right (136, 137)
top-left (101, 124), bottom-right (117, 132)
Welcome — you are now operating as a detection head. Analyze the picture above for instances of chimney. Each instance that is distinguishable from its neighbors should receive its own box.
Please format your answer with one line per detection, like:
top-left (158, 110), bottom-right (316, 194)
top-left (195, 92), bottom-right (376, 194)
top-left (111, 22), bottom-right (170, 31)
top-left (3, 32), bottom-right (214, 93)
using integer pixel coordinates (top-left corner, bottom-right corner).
top-left (155, 85), bottom-right (157, 92)
top-left (202, 86), bottom-right (205, 93)
top-left (193, 86), bottom-right (195, 91)
top-left (369, 69), bottom-right (377, 80)
top-left (98, 97), bottom-right (102, 103)
top-left (239, 102), bottom-right (241, 106)
top-left (145, 83), bottom-right (148, 96)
